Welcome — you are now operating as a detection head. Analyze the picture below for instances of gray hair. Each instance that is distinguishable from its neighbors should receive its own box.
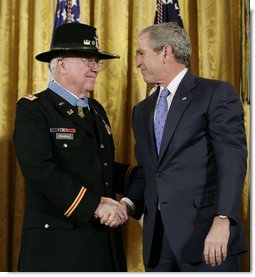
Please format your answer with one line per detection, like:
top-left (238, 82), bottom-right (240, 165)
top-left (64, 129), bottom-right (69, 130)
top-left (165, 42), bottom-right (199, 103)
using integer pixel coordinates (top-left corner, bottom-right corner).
top-left (49, 58), bottom-right (58, 77)
top-left (139, 22), bottom-right (191, 68)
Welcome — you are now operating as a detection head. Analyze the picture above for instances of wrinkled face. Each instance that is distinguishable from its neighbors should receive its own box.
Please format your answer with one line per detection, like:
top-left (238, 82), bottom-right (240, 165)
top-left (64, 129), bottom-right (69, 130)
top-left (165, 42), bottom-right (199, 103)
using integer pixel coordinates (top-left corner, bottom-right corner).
top-left (56, 56), bottom-right (101, 97)
top-left (136, 32), bottom-right (164, 84)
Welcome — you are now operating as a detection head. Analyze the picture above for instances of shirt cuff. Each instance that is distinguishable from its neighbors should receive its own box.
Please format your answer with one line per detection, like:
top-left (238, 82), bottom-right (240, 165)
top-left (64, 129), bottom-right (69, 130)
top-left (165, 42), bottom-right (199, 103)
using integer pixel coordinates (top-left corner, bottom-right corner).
top-left (218, 215), bottom-right (228, 219)
top-left (120, 197), bottom-right (135, 214)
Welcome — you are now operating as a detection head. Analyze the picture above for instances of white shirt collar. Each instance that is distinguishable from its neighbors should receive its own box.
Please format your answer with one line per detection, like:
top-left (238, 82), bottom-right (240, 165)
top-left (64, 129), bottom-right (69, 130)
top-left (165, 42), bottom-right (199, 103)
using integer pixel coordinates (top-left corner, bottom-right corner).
top-left (159, 67), bottom-right (188, 96)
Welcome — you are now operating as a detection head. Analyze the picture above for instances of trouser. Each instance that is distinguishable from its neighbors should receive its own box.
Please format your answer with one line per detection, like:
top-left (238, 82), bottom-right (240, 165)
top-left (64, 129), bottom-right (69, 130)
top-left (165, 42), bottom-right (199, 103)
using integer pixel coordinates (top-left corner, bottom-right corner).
top-left (146, 211), bottom-right (241, 272)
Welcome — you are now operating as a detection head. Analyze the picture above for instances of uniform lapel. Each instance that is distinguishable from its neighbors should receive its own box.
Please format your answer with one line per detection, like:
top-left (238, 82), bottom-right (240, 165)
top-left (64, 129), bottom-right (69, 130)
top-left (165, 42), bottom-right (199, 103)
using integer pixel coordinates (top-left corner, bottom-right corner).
top-left (158, 72), bottom-right (196, 162)
top-left (48, 90), bottom-right (95, 137)
top-left (89, 101), bottom-right (114, 148)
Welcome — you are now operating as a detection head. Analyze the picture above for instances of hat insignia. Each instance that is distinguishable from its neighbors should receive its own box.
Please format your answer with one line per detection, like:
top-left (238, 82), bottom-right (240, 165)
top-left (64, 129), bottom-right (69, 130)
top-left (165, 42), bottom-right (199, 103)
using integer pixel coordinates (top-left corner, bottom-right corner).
top-left (83, 40), bottom-right (91, 46)
top-left (94, 35), bottom-right (99, 48)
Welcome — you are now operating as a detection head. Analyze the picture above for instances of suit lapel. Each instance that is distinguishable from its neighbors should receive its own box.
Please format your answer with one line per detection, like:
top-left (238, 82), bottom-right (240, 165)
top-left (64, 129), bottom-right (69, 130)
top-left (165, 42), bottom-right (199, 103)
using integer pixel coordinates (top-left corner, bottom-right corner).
top-left (147, 88), bottom-right (160, 161)
top-left (158, 72), bottom-right (196, 162)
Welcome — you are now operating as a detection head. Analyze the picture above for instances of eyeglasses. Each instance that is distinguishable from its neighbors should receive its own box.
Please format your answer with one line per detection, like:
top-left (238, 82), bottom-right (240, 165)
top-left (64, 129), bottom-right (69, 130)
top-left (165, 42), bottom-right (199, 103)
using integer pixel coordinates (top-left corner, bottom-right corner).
top-left (78, 58), bottom-right (103, 69)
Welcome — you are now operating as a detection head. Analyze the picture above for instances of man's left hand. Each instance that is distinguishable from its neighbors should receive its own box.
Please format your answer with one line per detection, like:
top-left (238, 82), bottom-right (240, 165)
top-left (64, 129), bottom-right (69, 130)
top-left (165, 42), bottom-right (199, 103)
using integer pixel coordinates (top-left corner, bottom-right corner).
top-left (203, 216), bottom-right (230, 266)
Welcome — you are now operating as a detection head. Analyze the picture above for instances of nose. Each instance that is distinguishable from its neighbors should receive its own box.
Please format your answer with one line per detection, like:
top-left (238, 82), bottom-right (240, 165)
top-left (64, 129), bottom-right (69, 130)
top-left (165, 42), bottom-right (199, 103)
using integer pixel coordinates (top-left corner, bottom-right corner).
top-left (91, 64), bottom-right (100, 73)
top-left (136, 56), bottom-right (142, 68)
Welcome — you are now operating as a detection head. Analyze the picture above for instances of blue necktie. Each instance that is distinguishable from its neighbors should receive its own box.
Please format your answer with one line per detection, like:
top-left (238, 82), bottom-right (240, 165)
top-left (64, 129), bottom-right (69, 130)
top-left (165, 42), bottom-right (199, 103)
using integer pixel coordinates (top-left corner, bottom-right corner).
top-left (154, 88), bottom-right (170, 154)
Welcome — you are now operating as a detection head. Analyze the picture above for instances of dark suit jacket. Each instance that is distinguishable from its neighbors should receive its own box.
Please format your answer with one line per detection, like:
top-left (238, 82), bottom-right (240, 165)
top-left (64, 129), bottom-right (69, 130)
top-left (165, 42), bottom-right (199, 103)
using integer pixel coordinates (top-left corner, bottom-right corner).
top-left (13, 89), bottom-right (128, 271)
top-left (127, 71), bottom-right (247, 266)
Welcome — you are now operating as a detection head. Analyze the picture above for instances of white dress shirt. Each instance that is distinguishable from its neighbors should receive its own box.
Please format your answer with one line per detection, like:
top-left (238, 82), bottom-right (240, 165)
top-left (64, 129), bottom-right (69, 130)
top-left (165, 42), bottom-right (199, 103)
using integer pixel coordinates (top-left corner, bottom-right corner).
top-left (122, 68), bottom-right (188, 214)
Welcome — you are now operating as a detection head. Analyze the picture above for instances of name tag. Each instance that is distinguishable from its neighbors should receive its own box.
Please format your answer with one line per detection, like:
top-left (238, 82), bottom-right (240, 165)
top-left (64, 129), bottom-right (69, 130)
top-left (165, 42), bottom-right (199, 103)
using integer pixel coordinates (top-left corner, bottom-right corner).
top-left (56, 133), bottom-right (74, 140)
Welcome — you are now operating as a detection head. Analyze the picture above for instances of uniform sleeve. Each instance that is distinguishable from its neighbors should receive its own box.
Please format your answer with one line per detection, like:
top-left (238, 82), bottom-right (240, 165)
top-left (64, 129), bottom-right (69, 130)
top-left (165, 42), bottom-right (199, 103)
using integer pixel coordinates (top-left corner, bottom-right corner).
top-left (13, 99), bottom-right (100, 225)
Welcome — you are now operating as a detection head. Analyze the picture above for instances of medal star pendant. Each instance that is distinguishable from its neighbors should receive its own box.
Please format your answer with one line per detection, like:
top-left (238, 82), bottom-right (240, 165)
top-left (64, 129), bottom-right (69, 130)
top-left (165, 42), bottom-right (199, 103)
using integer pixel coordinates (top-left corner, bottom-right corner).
top-left (77, 106), bottom-right (85, 118)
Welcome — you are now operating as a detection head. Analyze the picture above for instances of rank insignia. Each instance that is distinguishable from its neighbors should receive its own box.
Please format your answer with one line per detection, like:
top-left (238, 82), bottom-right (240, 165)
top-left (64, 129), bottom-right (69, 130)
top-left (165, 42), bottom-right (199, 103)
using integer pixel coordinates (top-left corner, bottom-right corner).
top-left (67, 109), bottom-right (74, 115)
top-left (22, 94), bottom-right (38, 101)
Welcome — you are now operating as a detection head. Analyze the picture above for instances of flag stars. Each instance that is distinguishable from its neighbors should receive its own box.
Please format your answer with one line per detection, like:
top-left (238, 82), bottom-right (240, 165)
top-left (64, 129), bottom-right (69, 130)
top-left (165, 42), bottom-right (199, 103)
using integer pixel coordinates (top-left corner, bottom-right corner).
top-left (60, 10), bottom-right (67, 21)
top-left (72, 0), bottom-right (79, 6)
top-left (52, 1), bottom-right (80, 46)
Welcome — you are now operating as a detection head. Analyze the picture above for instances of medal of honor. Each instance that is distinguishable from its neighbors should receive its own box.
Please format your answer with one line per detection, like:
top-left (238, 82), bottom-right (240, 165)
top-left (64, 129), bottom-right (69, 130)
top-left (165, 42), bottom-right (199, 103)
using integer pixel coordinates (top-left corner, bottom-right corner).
top-left (77, 106), bottom-right (85, 118)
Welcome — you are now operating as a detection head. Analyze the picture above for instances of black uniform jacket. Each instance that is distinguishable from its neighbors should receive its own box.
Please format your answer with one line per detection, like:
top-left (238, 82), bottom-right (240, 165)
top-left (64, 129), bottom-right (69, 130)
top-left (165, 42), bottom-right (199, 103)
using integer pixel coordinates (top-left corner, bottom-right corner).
top-left (13, 88), bottom-right (129, 272)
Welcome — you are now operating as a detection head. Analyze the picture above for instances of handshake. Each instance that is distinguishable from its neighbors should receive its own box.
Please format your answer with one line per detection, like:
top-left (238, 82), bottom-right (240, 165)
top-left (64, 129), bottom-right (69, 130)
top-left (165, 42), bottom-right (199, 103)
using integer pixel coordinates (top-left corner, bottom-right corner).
top-left (94, 197), bottom-right (131, 228)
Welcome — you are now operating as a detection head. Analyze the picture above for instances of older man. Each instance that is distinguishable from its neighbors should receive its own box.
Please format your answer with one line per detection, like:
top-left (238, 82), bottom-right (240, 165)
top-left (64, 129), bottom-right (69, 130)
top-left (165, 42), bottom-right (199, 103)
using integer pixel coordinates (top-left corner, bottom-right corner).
top-left (13, 22), bottom-right (132, 272)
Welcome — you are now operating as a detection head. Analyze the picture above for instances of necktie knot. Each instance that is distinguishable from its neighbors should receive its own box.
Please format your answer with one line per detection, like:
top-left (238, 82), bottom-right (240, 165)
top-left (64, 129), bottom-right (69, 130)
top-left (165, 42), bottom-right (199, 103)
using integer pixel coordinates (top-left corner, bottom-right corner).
top-left (160, 88), bottom-right (170, 98)
top-left (76, 97), bottom-right (88, 107)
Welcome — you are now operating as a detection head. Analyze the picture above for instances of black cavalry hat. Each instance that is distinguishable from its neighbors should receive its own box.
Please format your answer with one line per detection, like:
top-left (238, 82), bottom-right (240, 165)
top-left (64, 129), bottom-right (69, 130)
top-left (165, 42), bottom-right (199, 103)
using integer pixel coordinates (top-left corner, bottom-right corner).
top-left (36, 22), bottom-right (120, 62)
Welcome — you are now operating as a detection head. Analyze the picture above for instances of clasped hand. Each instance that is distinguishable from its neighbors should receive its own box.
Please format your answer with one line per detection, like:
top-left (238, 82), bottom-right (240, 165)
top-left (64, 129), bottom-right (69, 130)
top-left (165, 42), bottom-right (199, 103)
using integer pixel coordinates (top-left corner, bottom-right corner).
top-left (94, 197), bottom-right (128, 228)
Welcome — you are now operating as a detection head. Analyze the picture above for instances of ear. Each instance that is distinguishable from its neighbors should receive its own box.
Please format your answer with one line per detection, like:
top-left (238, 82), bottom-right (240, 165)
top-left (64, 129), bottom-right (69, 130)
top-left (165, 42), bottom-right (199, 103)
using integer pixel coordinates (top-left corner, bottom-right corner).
top-left (162, 44), bottom-right (173, 62)
top-left (56, 58), bottom-right (67, 73)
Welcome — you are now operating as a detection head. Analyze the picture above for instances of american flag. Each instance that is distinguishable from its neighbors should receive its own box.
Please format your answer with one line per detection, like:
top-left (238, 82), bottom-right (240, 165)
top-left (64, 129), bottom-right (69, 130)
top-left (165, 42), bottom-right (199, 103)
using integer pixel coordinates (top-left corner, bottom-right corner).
top-left (154, 0), bottom-right (184, 27)
top-left (51, 0), bottom-right (80, 45)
